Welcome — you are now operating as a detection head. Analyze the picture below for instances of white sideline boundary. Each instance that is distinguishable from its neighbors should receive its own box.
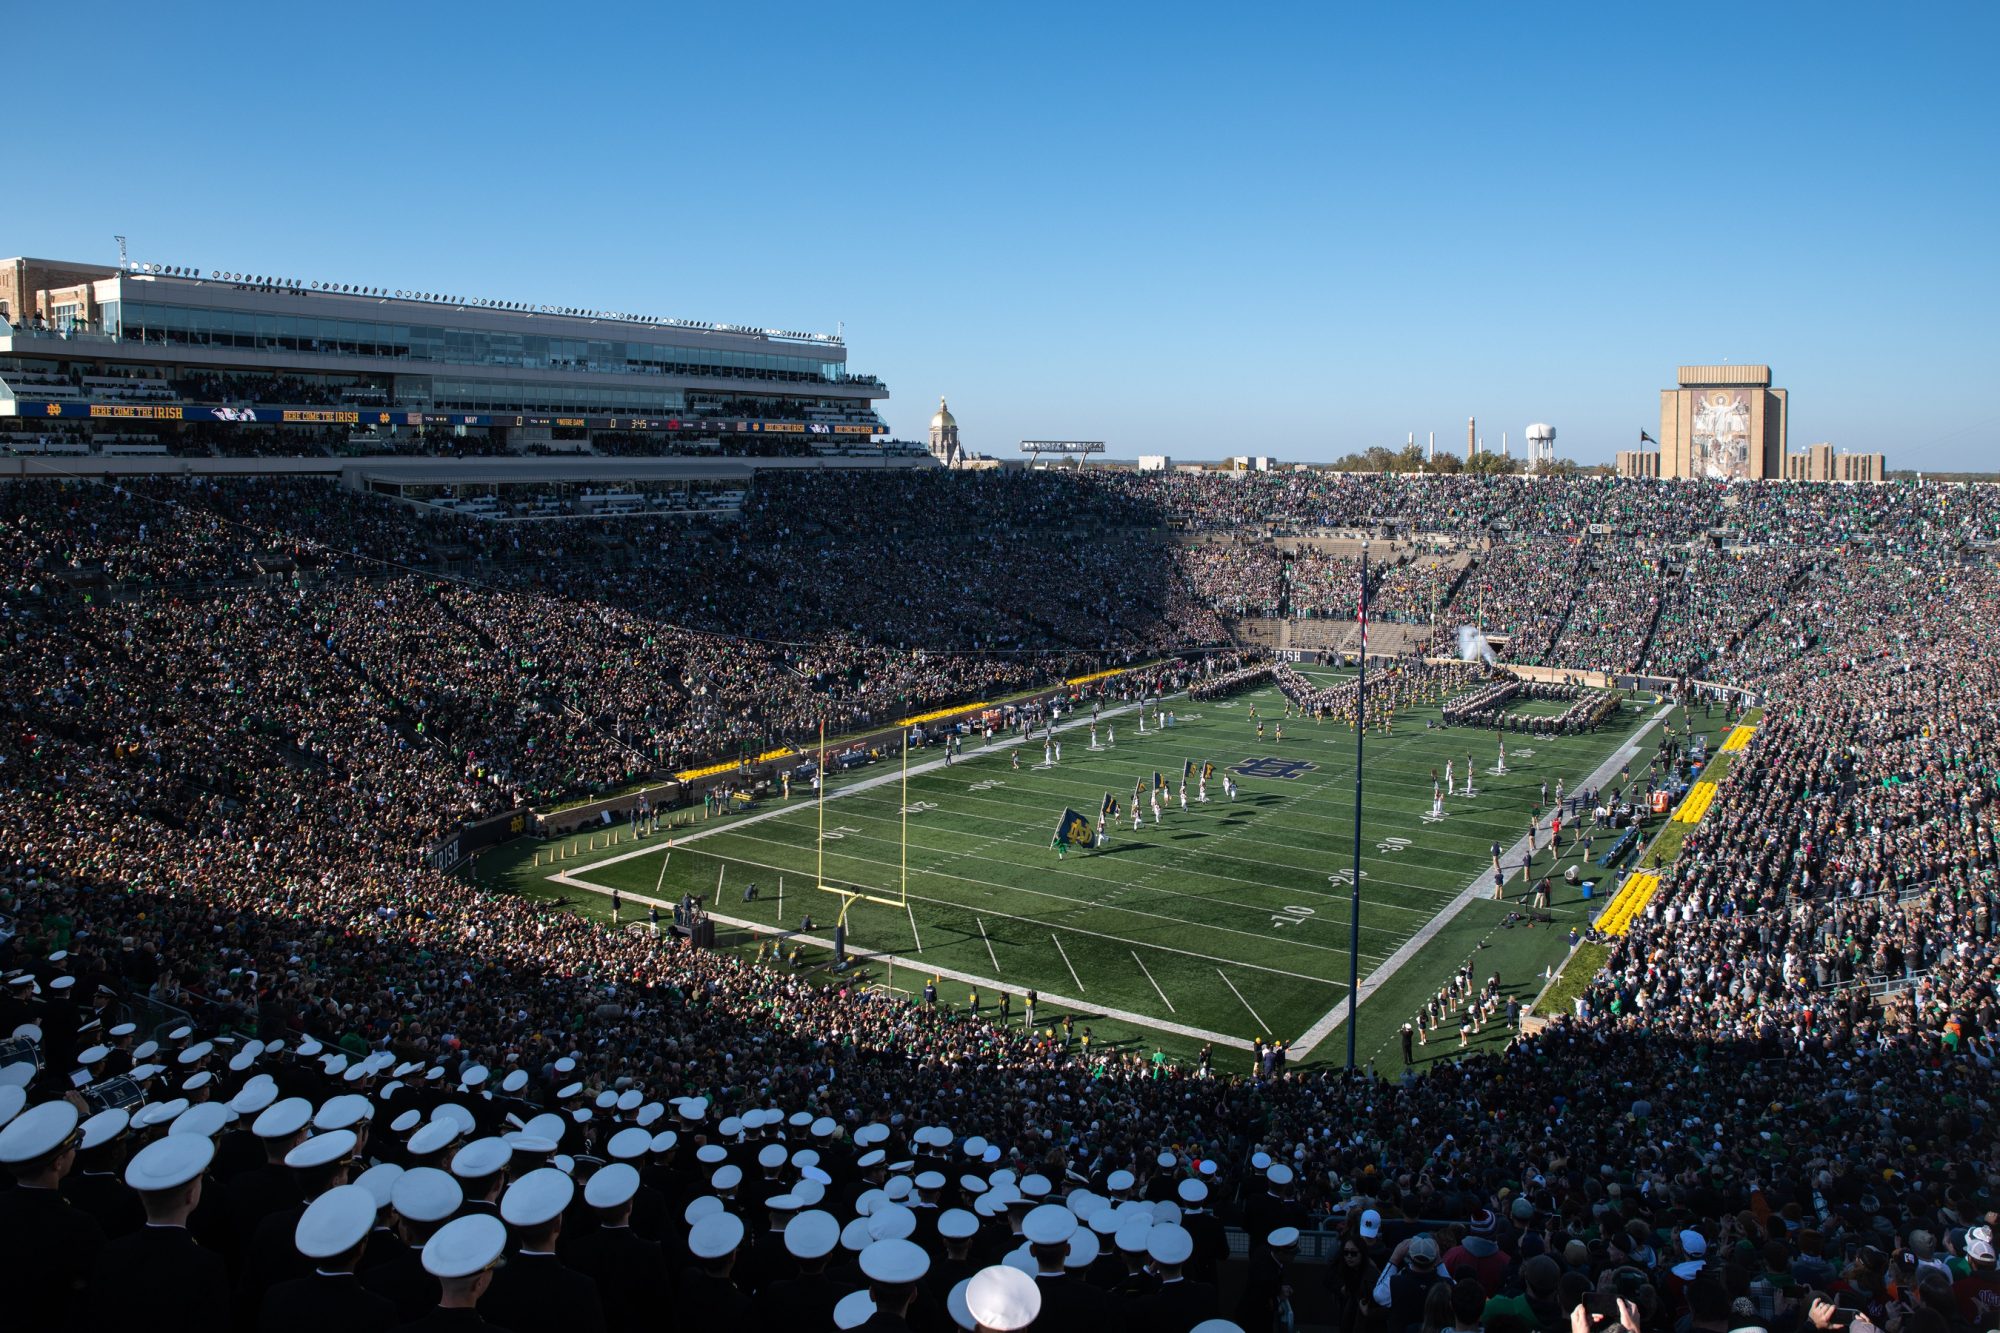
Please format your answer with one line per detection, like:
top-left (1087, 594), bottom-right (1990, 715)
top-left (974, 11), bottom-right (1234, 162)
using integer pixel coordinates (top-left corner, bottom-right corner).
top-left (1285, 701), bottom-right (1670, 1058)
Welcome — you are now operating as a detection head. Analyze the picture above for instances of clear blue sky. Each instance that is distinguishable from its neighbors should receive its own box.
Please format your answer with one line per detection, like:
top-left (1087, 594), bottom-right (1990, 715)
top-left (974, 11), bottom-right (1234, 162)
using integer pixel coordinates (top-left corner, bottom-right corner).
top-left (14, 2), bottom-right (1996, 468)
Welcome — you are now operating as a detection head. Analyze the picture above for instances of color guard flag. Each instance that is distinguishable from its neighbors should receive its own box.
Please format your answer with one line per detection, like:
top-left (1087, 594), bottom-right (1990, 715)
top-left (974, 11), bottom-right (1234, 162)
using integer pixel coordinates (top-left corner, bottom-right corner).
top-left (1153, 771), bottom-right (1166, 792)
top-left (1182, 759), bottom-right (1194, 781)
top-left (1202, 761), bottom-right (1214, 781)
top-left (1052, 807), bottom-right (1094, 851)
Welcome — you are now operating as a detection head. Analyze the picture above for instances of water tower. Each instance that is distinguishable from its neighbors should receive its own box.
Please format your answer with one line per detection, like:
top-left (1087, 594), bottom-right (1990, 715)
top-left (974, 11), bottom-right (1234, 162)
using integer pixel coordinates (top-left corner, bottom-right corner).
top-left (1525, 422), bottom-right (1556, 471)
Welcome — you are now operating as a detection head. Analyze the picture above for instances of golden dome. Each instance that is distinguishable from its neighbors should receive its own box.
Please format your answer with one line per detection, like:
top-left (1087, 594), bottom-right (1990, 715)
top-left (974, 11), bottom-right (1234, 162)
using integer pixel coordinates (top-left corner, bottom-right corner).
top-left (930, 397), bottom-right (956, 432)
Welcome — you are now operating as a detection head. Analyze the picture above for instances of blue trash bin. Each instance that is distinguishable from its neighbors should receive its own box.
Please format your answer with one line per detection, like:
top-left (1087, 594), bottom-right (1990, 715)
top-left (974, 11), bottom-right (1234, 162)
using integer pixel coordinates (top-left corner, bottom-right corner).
top-left (1580, 882), bottom-right (1595, 900)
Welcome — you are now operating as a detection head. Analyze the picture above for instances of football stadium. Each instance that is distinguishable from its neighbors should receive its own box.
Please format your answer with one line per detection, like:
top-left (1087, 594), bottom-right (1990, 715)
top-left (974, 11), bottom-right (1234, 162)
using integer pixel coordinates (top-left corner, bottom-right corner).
top-left (3, 12), bottom-right (1999, 1332)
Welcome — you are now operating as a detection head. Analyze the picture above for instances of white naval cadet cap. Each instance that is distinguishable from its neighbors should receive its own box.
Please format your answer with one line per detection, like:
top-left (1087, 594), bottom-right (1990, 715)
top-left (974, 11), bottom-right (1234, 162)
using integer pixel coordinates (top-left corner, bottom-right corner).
top-left (0, 1101), bottom-right (78, 1163)
top-left (584, 1162), bottom-right (640, 1210)
top-left (861, 1236), bottom-right (931, 1284)
top-left (314, 1094), bottom-right (373, 1132)
top-left (296, 1184), bottom-right (377, 1259)
top-left (834, 1289), bottom-right (876, 1330)
top-left (133, 1099), bottom-right (188, 1130)
top-left (170, 1102), bottom-right (232, 1140)
top-left (608, 1127), bottom-right (651, 1161)
top-left (252, 1097), bottom-right (313, 1140)
top-left (688, 1210), bottom-right (745, 1259)
top-left (1022, 1203), bottom-right (1078, 1246)
top-left (966, 1263), bottom-right (1042, 1332)
top-left (500, 1167), bottom-right (574, 1227)
top-left (79, 1108), bottom-right (131, 1150)
top-left (1147, 1223), bottom-right (1194, 1266)
top-left (450, 1137), bottom-right (512, 1180)
top-left (231, 1081), bottom-right (280, 1117)
top-left (392, 1166), bottom-right (463, 1223)
top-left (408, 1119), bottom-right (460, 1157)
top-left (354, 1161), bottom-right (405, 1209)
top-left (285, 1128), bottom-right (357, 1170)
top-left (125, 1133), bottom-right (214, 1192)
top-left (422, 1213), bottom-right (507, 1279)
top-left (786, 1208), bottom-right (842, 1260)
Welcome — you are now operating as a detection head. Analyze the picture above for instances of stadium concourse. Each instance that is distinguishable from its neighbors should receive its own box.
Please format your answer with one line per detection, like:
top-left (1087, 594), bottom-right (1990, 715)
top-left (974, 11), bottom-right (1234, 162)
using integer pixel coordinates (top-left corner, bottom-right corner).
top-left (1, 469), bottom-right (1998, 1333)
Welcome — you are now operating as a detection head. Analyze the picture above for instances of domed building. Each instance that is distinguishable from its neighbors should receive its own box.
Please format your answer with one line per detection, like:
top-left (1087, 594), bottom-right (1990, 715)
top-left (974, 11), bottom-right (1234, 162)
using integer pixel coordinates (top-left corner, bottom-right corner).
top-left (927, 396), bottom-right (963, 467)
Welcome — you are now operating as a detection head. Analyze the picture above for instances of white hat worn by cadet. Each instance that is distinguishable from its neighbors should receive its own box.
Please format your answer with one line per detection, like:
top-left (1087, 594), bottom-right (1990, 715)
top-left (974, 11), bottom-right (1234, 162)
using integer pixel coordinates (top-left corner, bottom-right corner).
top-left (354, 1162), bottom-right (405, 1209)
top-left (422, 1213), bottom-right (508, 1279)
top-left (253, 1098), bottom-right (313, 1140)
top-left (451, 1137), bottom-right (512, 1180)
top-left (1148, 1223), bottom-right (1194, 1266)
top-left (392, 1167), bottom-right (463, 1223)
top-left (79, 1108), bottom-right (130, 1150)
top-left (125, 1134), bottom-right (214, 1192)
top-left (786, 1209), bottom-right (841, 1260)
top-left (861, 1237), bottom-right (931, 1284)
top-left (500, 1167), bottom-right (574, 1227)
top-left (689, 1211), bottom-right (746, 1260)
top-left (408, 1120), bottom-right (460, 1157)
top-left (834, 1289), bottom-right (877, 1330)
top-left (0, 1100), bottom-right (79, 1163)
top-left (170, 1102), bottom-right (232, 1140)
top-left (1022, 1203), bottom-right (1078, 1246)
top-left (584, 1163), bottom-right (640, 1210)
top-left (286, 1129), bottom-right (358, 1170)
top-left (296, 1184), bottom-right (377, 1258)
top-left (966, 1264), bottom-right (1042, 1332)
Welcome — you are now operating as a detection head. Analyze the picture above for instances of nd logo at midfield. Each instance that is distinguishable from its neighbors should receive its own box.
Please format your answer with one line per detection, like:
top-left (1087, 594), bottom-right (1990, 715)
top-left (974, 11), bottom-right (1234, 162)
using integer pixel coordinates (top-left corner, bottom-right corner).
top-left (1231, 756), bottom-right (1318, 781)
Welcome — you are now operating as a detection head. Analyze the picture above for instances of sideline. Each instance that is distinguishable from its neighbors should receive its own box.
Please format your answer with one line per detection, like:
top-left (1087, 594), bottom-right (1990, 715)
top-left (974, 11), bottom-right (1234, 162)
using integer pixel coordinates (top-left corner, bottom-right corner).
top-left (1286, 701), bottom-right (1670, 1058)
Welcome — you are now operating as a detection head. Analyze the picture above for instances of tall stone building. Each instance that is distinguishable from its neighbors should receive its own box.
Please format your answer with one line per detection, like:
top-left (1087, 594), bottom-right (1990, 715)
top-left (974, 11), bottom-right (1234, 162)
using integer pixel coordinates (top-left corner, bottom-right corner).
top-left (928, 396), bottom-right (963, 466)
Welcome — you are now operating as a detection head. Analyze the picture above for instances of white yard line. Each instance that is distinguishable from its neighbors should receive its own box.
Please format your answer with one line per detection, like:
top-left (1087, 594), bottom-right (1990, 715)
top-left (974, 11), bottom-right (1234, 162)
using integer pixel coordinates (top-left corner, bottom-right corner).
top-left (1052, 934), bottom-right (1086, 993)
top-left (1132, 951), bottom-right (1177, 1013)
top-left (1286, 704), bottom-right (1669, 1059)
top-left (555, 839), bottom-right (1383, 981)
top-left (1218, 968), bottom-right (1272, 1034)
top-left (904, 902), bottom-right (925, 952)
top-left (978, 918), bottom-right (1001, 975)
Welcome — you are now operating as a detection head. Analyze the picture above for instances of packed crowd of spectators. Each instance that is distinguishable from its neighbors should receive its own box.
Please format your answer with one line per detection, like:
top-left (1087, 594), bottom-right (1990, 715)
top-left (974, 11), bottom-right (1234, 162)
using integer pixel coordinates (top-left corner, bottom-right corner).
top-left (2, 469), bottom-right (1999, 1333)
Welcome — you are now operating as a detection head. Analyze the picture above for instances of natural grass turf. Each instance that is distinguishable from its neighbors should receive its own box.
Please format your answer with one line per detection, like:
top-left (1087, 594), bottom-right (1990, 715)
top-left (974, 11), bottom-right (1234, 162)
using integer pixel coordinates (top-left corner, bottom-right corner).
top-left (474, 678), bottom-right (1741, 1072)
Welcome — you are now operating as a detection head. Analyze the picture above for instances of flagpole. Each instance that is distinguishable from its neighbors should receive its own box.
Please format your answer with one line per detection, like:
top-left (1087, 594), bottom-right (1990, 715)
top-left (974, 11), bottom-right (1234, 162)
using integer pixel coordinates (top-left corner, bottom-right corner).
top-left (900, 709), bottom-right (909, 905)
top-left (1347, 544), bottom-right (1367, 1070)
top-left (817, 718), bottom-right (826, 893)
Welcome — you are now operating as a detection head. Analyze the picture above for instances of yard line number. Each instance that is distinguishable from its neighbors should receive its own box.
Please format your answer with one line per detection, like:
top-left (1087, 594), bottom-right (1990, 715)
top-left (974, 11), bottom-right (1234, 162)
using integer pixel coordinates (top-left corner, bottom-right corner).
top-left (1270, 904), bottom-right (1316, 930)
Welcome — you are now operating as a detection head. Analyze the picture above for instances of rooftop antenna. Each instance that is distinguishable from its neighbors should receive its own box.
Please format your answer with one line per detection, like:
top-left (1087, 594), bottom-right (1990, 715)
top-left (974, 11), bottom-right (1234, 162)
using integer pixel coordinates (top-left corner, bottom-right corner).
top-left (114, 234), bottom-right (128, 268)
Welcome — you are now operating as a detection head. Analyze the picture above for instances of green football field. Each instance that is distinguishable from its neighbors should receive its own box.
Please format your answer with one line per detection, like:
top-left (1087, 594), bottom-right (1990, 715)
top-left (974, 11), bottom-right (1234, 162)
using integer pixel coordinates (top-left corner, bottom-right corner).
top-left (485, 670), bottom-right (1712, 1071)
